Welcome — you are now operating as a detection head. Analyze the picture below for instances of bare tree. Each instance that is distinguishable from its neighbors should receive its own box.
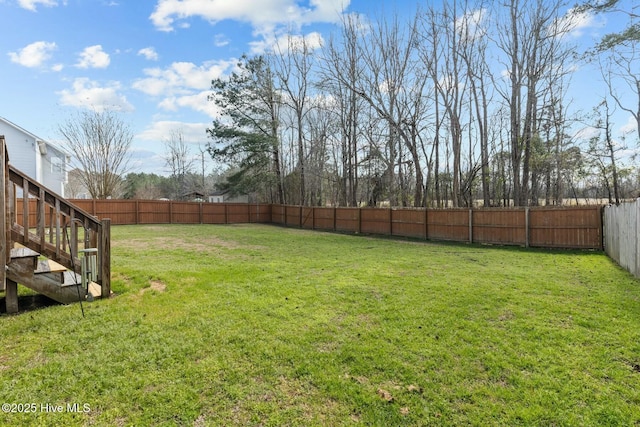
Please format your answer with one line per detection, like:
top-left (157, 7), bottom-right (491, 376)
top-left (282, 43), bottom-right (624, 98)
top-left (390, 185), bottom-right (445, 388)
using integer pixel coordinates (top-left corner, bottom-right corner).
top-left (493, 0), bottom-right (576, 206)
top-left (305, 97), bottom-right (335, 206)
top-left (346, 11), bottom-right (426, 206)
top-left (321, 13), bottom-right (366, 206)
top-left (456, 2), bottom-right (493, 206)
top-left (419, 6), bottom-right (446, 207)
top-left (601, 43), bottom-right (640, 143)
top-left (58, 109), bottom-right (132, 199)
top-left (586, 98), bottom-right (624, 204)
top-left (272, 34), bottom-right (316, 206)
top-left (164, 129), bottom-right (195, 199)
top-left (421, 3), bottom-right (469, 207)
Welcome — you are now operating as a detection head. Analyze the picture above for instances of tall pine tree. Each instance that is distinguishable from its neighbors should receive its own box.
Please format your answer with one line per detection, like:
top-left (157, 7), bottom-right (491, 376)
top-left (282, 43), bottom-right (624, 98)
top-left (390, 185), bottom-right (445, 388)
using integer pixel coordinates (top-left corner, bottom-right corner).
top-left (207, 55), bottom-right (284, 203)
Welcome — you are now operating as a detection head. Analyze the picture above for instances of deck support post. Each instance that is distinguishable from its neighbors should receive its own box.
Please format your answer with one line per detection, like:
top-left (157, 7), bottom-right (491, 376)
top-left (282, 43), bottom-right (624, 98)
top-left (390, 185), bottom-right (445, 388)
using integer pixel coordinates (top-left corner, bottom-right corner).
top-left (5, 279), bottom-right (18, 314)
top-left (99, 219), bottom-right (111, 299)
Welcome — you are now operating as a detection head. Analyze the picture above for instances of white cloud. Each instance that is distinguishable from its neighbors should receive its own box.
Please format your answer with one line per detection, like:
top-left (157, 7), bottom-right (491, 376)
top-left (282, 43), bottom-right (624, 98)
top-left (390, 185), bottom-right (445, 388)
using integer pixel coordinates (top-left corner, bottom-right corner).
top-left (138, 47), bottom-right (159, 61)
top-left (138, 120), bottom-right (209, 143)
top-left (57, 78), bottom-right (133, 112)
top-left (133, 60), bottom-right (232, 96)
top-left (8, 41), bottom-right (57, 68)
top-left (620, 115), bottom-right (638, 136)
top-left (149, 0), bottom-right (349, 33)
top-left (138, 47), bottom-right (158, 61)
top-left (158, 91), bottom-right (220, 117)
top-left (252, 31), bottom-right (324, 55)
top-left (133, 59), bottom-right (233, 117)
top-left (455, 8), bottom-right (487, 42)
top-left (283, 31), bottom-right (323, 51)
top-left (551, 8), bottom-right (600, 39)
top-left (213, 34), bottom-right (229, 47)
top-left (18, 0), bottom-right (57, 11)
top-left (574, 125), bottom-right (600, 141)
top-left (75, 45), bottom-right (110, 69)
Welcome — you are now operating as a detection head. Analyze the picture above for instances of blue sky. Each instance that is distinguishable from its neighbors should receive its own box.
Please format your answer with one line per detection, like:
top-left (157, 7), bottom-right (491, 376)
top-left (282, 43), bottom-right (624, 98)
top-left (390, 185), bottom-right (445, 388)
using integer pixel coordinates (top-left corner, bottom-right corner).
top-left (0, 0), bottom-right (636, 175)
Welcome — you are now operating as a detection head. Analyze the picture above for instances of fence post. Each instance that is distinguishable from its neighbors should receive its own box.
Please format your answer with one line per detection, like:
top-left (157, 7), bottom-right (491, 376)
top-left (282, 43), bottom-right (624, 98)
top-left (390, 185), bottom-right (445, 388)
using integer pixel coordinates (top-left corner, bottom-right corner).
top-left (469, 209), bottom-right (473, 243)
top-left (389, 208), bottom-right (393, 237)
top-left (424, 208), bottom-right (428, 241)
top-left (333, 206), bottom-right (337, 231)
top-left (525, 207), bottom-right (530, 248)
top-left (599, 205), bottom-right (605, 251)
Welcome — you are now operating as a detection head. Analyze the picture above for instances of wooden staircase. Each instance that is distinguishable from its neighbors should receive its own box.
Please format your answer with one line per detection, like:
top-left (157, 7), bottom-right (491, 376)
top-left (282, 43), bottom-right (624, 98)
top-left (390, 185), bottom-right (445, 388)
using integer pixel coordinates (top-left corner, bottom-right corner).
top-left (0, 135), bottom-right (111, 314)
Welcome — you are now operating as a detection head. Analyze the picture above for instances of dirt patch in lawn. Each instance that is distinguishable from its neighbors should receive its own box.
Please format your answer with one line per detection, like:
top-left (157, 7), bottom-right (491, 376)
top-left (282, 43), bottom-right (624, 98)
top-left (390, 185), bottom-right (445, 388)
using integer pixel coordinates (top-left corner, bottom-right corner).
top-left (114, 235), bottom-right (265, 254)
top-left (0, 354), bottom-right (9, 371)
top-left (139, 280), bottom-right (167, 295)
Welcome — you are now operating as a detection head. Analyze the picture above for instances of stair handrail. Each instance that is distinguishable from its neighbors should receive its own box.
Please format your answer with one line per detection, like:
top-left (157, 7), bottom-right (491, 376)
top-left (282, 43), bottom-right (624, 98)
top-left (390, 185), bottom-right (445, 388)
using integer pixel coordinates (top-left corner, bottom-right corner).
top-left (6, 158), bottom-right (110, 298)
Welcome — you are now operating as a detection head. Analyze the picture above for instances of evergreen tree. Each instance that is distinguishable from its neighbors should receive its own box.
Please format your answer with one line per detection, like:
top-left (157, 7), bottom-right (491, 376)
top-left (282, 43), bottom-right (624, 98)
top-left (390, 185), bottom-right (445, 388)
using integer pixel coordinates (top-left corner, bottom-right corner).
top-left (207, 55), bottom-right (284, 203)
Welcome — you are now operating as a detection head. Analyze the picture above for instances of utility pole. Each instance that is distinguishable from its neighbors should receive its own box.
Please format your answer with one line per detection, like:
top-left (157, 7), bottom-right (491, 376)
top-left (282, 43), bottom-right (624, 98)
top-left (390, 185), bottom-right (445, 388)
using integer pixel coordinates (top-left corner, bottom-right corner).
top-left (199, 145), bottom-right (206, 192)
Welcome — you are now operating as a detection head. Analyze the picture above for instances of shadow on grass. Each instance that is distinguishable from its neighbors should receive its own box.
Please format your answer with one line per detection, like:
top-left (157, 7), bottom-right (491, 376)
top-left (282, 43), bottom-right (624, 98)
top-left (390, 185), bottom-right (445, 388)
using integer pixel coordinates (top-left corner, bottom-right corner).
top-left (0, 294), bottom-right (62, 315)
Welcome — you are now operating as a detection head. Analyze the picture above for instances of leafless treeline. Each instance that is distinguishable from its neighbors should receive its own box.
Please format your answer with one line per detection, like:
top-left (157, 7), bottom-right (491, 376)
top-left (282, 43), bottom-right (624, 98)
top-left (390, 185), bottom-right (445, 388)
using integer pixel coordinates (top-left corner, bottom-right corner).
top-left (208, 0), bottom-right (639, 207)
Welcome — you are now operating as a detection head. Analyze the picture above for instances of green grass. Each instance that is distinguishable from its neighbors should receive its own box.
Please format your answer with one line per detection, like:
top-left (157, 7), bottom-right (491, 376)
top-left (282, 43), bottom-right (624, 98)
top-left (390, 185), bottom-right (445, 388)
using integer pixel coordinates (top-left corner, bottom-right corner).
top-left (1, 224), bottom-right (640, 426)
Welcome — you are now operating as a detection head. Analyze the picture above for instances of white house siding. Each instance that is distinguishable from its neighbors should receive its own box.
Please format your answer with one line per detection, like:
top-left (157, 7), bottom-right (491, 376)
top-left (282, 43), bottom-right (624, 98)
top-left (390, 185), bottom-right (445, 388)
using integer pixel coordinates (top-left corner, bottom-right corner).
top-left (41, 144), bottom-right (68, 196)
top-left (0, 121), bottom-right (37, 178)
top-left (0, 117), bottom-right (67, 197)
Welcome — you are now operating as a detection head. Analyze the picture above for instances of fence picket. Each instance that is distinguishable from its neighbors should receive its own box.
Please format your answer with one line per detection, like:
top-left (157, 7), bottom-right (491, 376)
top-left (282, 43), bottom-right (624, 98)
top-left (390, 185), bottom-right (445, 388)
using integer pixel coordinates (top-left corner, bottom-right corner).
top-left (604, 200), bottom-right (640, 277)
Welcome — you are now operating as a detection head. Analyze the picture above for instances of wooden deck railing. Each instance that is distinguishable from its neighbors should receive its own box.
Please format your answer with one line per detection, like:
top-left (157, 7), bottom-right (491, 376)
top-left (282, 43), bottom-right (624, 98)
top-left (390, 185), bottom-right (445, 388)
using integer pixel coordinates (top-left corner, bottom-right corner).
top-left (1, 136), bottom-right (110, 298)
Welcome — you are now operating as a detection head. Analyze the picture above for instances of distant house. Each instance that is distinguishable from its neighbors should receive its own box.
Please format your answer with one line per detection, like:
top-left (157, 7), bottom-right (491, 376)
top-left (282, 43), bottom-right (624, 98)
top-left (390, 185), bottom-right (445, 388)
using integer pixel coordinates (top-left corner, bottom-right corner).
top-left (65, 168), bottom-right (91, 199)
top-left (181, 190), bottom-right (206, 202)
top-left (0, 117), bottom-right (69, 197)
top-left (208, 189), bottom-right (249, 203)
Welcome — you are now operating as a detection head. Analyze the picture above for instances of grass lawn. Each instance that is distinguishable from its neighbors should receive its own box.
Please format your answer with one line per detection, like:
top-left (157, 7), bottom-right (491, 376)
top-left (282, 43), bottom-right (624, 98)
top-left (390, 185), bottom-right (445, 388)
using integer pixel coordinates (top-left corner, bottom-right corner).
top-left (1, 223), bottom-right (640, 426)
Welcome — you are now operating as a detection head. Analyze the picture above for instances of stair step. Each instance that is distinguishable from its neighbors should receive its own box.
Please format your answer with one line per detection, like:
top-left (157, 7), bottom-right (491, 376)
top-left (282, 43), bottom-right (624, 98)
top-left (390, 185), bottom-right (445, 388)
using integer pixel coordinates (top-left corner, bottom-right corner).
top-left (10, 246), bottom-right (40, 260)
top-left (35, 259), bottom-right (67, 274)
top-left (88, 282), bottom-right (102, 298)
top-left (61, 271), bottom-right (82, 287)
top-left (61, 272), bottom-right (102, 299)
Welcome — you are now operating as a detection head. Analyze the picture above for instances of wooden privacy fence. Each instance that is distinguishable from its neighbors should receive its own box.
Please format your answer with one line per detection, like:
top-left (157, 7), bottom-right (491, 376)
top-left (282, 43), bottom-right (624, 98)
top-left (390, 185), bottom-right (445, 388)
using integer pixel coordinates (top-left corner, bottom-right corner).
top-left (16, 200), bottom-right (603, 250)
top-left (16, 199), bottom-right (272, 226)
top-left (604, 200), bottom-right (640, 277)
top-left (271, 205), bottom-right (603, 249)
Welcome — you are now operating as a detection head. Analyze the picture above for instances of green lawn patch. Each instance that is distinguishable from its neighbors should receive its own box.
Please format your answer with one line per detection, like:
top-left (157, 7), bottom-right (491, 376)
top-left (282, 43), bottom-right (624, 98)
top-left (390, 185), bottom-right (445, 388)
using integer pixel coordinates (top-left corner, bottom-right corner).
top-left (1, 224), bottom-right (639, 426)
